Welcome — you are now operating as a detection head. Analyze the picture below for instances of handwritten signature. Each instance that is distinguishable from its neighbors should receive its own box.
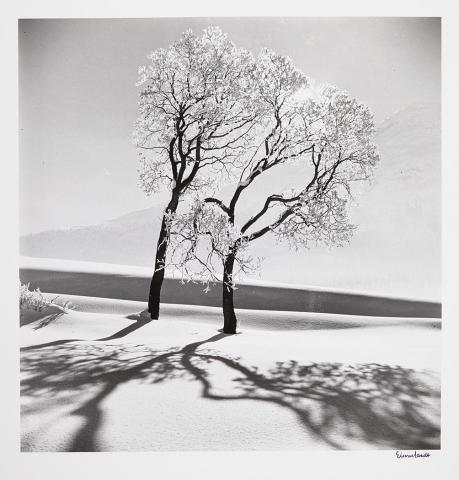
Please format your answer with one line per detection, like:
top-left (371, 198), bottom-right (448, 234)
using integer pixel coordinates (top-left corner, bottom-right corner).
top-left (396, 451), bottom-right (431, 459)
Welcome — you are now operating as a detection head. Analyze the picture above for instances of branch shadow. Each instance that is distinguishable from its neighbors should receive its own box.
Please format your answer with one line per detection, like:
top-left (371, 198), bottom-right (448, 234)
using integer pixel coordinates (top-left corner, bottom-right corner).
top-left (21, 333), bottom-right (440, 451)
top-left (20, 309), bottom-right (65, 328)
top-left (21, 339), bottom-right (80, 352)
top-left (95, 317), bottom-right (152, 341)
top-left (21, 313), bottom-right (153, 350)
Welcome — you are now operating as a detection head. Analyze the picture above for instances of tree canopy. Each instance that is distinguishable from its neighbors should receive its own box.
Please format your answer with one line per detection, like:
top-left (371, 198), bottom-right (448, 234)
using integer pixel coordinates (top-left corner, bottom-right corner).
top-left (134, 27), bottom-right (260, 197)
top-left (167, 56), bottom-right (379, 288)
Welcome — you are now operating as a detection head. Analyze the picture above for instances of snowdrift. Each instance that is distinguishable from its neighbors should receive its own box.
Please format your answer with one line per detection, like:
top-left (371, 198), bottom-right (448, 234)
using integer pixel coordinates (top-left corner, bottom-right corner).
top-left (20, 257), bottom-right (441, 318)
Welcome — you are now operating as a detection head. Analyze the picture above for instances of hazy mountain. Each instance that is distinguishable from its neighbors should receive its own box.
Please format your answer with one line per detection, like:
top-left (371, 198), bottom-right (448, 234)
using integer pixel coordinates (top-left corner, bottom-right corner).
top-left (20, 102), bottom-right (441, 299)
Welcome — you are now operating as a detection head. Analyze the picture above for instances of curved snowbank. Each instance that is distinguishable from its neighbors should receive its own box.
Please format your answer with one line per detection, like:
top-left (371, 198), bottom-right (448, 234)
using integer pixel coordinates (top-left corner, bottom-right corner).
top-left (27, 293), bottom-right (440, 333)
top-left (20, 257), bottom-right (441, 318)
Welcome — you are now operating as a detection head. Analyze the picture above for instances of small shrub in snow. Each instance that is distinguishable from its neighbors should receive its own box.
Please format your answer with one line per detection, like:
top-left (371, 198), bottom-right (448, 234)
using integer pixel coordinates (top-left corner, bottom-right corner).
top-left (19, 283), bottom-right (72, 312)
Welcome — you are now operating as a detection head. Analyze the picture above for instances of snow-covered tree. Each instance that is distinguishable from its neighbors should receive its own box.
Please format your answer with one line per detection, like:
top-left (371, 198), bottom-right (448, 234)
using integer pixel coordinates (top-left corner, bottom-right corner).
top-left (134, 27), bottom-right (260, 319)
top-left (167, 50), bottom-right (379, 333)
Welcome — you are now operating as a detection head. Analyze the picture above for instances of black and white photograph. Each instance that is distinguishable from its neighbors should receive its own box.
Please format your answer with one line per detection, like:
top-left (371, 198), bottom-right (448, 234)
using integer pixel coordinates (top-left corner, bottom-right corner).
top-left (3, 1), bottom-right (459, 479)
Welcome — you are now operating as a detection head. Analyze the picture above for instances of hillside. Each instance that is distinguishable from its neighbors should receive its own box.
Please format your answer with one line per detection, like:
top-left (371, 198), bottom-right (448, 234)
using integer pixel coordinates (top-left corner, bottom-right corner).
top-left (20, 102), bottom-right (441, 300)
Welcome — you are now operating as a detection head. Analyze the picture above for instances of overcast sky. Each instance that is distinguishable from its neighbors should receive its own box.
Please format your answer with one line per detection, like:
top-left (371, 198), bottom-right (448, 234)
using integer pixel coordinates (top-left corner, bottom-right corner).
top-left (19, 17), bottom-right (440, 234)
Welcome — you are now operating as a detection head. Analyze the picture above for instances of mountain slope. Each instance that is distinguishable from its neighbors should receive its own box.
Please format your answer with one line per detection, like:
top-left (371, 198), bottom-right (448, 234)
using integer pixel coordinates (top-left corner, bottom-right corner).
top-left (20, 102), bottom-right (441, 299)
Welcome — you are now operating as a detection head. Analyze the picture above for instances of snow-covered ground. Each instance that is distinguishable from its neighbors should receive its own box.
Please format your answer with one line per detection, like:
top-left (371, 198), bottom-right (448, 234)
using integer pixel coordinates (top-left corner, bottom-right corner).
top-left (21, 292), bottom-right (440, 452)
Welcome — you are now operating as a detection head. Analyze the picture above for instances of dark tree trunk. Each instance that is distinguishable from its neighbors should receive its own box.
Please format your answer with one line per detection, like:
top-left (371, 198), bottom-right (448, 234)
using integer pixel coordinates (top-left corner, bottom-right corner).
top-left (222, 250), bottom-right (237, 334)
top-left (148, 193), bottom-right (179, 319)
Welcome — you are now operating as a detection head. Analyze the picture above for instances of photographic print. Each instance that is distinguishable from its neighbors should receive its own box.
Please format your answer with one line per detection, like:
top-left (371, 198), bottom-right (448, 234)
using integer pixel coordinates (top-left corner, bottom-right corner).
top-left (18, 16), bottom-right (441, 453)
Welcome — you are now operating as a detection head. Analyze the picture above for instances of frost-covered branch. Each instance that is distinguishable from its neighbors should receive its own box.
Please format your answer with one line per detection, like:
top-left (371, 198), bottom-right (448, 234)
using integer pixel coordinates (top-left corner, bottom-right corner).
top-left (134, 27), bottom-right (262, 198)
top-left (167, 66), bottom-right (379, 293)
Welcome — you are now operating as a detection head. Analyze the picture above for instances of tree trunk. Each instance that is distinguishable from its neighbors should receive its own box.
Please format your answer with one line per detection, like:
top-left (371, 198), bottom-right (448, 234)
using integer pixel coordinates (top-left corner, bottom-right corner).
top-left (222, 250), bottom-right (237, 334)
top-left (148, 193), bottom-right (179, 319)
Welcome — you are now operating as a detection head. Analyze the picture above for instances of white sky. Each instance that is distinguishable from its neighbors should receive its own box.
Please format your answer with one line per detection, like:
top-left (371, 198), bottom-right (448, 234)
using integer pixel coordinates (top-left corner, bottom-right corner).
top-left (19, 17), bottom-right (440, 234)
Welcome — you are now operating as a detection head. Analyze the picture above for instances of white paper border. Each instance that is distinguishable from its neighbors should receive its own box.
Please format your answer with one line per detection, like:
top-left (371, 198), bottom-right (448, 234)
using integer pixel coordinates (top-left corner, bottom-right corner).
top-left (2, 1), bottom-right (458, 479)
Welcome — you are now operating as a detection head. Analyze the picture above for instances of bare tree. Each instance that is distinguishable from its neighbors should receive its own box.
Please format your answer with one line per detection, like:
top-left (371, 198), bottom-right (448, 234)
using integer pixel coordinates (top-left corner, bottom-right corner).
top-left (134, 28), bottom-right (260, 319)
top-left (167, 50), bottom-right (379, 333)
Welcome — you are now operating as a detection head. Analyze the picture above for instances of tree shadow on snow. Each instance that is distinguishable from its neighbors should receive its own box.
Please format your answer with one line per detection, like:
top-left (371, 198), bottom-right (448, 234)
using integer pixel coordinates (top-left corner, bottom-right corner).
top-left (20, 307), bottom-right (65, 328)
top-left (95, 316), bottom-right (152, 341)
top-left (20, 333), bottom-right (440, 452)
